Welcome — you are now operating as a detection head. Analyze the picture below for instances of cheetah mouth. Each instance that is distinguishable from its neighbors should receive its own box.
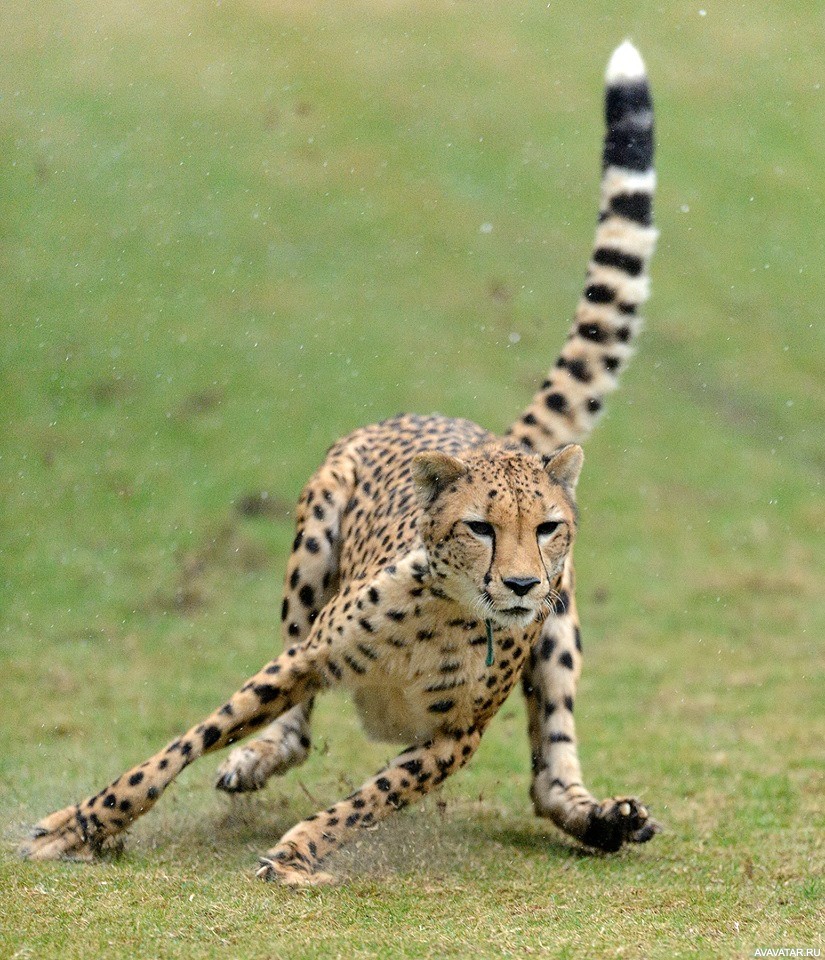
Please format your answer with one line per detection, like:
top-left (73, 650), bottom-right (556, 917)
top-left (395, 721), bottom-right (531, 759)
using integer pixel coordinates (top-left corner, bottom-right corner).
top-left (501, 605), bottom-right (531, 617)
top-left (489, 604), bottom-right (539, 629)
top-left (477, 591), bottom-right (540, 628)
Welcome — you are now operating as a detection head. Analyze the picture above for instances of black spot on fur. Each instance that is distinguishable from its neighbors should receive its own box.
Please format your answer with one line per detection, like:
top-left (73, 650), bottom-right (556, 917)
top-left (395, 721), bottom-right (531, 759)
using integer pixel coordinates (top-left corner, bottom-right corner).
top-left (592, 247), bottom-right (643, 276)
top-left (202, 725), bottom-right (221, 750)
top-left (610, 191), bottom-right (652, 226)
top-left (540, 635), bottom-right (556, 660)
top-left (577, 322), bottom-right (609, 344)
top-left (545, 392), bottom-right (568, 414)
top-left (585, 283), bottom-right (615, 304)
top-left (561, 357), bottom-right (592, 383)
top-left (428, 699), bottom-right (455, 714)
top-left (253, 683), bottom-right (280, 704)
top-left (343, 654), bottom-right (366, 675)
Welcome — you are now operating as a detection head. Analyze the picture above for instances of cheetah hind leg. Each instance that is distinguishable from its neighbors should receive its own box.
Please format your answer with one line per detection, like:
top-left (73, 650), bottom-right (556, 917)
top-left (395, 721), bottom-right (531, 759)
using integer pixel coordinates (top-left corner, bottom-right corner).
top-left (215, 701), bottom-right (314, 793)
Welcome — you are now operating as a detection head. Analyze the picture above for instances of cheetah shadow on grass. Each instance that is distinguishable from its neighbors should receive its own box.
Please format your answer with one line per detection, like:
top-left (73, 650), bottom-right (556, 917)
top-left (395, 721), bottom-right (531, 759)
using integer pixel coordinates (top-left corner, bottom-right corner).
top-left (129, 789), bottom-right (543, 880)
top-left (143, 786), bottom-right (602, 881)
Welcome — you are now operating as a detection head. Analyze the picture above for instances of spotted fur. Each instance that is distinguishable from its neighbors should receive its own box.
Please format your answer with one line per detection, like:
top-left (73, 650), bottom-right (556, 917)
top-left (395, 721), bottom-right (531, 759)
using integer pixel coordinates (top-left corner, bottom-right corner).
top-left (21, 42), bottom-right (659, 884)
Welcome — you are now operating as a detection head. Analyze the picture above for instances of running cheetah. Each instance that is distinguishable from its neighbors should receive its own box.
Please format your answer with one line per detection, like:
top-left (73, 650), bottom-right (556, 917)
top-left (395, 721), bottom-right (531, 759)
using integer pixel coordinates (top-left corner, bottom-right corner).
top-left (21, 41), bottom-right (659, 885)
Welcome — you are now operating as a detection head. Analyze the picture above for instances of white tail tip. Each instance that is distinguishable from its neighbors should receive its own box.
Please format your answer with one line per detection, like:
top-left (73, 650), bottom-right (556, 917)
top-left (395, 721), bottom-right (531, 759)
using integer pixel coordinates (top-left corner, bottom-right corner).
top-left (606, 41), bottom-right (646, 84)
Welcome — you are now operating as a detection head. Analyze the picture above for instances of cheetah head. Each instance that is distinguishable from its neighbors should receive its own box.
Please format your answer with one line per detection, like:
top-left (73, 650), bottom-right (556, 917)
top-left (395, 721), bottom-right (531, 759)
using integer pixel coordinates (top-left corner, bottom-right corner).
top-left (412, 444), bottom-right (582, 629)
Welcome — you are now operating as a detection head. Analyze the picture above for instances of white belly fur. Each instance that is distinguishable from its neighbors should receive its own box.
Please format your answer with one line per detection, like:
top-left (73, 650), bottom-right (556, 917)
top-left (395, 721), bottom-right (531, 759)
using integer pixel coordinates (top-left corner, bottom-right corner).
top-left (352, 682), bottom-right (445, 745)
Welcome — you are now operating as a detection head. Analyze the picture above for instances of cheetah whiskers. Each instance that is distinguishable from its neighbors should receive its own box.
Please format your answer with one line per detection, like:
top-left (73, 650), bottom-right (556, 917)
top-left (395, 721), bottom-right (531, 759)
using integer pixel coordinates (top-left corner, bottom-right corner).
top-left (541, 588), bottom-right (564, 617)
top-left (472, 592), bottom-right (498, 620)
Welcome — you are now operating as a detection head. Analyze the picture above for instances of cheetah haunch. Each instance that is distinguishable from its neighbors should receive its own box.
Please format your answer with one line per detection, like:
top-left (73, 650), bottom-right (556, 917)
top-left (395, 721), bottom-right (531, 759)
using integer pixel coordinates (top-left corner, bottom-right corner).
top-left (22, 42), bottom-right (660, 885)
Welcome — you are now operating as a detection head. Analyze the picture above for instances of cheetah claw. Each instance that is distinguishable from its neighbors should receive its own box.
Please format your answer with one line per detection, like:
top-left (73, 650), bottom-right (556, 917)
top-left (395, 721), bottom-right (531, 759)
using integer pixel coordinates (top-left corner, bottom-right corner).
top-left (580, 796), bottom-right (662, 852)
top-left (19, 805), bottom-right (99, 862)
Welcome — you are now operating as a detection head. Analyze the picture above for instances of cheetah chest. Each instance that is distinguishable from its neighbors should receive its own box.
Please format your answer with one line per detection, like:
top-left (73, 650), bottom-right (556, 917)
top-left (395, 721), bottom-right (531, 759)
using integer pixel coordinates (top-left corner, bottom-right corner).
top-left (346, 619), bottom-right (530, 744)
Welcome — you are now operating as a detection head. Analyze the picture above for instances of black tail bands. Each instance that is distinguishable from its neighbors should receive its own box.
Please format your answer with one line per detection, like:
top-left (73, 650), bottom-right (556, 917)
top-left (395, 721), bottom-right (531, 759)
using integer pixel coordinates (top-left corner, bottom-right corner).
top-left (507, 42), bottom-right (657, 455)
top-left (603, 66), bottom-right (654, 173)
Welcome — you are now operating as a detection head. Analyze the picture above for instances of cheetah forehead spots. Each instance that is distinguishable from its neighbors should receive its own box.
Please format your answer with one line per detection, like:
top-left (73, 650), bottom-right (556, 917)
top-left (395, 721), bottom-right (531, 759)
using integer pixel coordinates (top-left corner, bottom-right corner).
top-left (425, 446), bottom-right (579, 529)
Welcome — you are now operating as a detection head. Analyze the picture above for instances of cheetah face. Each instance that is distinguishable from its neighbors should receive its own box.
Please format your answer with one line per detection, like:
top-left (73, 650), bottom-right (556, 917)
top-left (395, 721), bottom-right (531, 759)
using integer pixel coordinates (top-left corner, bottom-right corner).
top-left (412, 444), bottom-right (583, 628)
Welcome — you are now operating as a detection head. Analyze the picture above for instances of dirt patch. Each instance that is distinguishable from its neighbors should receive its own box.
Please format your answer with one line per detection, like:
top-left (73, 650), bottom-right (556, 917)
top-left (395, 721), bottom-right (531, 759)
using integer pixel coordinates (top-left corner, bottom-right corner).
top-left (697, 544), bottom-right (822, 600)
top-left (234, 490), bottom-right (292, 521)
top-left (173, 388), bottom-right (224, 421)
top-left (88, 374), bottom-right (136, 406)
top-left (153, 521), bottom-right (271, 615)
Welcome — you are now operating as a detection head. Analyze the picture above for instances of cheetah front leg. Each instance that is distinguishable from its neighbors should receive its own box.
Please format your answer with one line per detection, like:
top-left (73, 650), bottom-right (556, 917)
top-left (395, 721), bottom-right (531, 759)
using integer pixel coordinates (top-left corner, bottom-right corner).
top-left (256, 726), bottom-right (484, 886)
top-left (216, 456), bottom-right (354, 793)
top-left (20, 648), bottom-right (325, 862)
top-left (523, 567), bottom-right (660, 852)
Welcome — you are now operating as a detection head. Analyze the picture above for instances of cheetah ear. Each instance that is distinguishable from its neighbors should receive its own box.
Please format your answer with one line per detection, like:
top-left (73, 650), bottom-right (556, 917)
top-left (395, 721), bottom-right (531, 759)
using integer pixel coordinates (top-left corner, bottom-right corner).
top-left (412, 451), bottom-right (468, 506)
top-left (542, 444), bottom-right (584, 491)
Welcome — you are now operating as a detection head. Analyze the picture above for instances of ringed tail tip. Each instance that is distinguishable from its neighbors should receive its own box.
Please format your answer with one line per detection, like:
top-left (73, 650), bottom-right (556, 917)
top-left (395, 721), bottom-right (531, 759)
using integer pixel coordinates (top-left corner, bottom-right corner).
top-left (606, 41), bottom-right (647, 85)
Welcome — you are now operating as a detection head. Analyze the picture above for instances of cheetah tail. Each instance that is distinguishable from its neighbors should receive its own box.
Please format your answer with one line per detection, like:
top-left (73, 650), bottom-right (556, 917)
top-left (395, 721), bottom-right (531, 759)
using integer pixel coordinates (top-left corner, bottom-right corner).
top-left (506, 41), bottom-right (657, 454)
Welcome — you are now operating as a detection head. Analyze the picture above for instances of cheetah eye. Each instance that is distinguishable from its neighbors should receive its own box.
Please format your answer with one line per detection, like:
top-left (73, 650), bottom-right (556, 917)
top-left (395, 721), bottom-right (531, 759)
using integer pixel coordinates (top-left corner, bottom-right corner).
top-left (537, 520), bottom-right (562, 538)
top-left (465, 520), bottom-right (494, 538)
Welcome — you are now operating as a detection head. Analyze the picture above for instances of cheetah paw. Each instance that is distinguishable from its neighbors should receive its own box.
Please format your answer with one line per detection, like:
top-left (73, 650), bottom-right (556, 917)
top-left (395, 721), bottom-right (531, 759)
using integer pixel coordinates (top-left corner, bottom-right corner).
top-left (580, 796), bottom-right (661, 853)
top-left (19, 805), bottom-right (102, 862)
top-left (216, 733), bottom-right (309, 793)
top-left (255, 856), bottom-right (336, 887)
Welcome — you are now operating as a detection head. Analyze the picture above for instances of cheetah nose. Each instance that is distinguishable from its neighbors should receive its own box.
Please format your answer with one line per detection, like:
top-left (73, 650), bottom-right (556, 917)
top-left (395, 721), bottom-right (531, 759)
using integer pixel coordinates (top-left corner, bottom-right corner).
top-left (502, 576), bottom-right (540, 597)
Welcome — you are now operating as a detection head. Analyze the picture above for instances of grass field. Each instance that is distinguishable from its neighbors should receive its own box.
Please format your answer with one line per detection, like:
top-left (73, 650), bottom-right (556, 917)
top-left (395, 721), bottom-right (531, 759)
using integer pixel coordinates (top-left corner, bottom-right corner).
top-left (1, 0), bottom-right (823, 957)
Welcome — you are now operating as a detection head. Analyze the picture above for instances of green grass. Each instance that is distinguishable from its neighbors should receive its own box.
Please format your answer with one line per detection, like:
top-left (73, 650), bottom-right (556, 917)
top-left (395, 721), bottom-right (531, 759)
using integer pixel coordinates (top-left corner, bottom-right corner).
top-left (1, 0), bottom-right (823, 957)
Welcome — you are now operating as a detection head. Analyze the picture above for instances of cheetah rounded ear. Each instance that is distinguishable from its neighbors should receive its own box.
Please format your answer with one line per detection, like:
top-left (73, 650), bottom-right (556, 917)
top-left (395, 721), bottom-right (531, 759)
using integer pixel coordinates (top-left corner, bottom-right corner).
top-left (412, 451), bottom-right (468, 506)
top-left (542, 444), bottom-right (584, 491)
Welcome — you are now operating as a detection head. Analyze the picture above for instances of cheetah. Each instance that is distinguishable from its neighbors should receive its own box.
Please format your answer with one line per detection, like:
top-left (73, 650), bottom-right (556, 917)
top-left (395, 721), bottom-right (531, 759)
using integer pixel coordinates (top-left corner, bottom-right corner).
top-left (21, 41), bottom-right (659, 885)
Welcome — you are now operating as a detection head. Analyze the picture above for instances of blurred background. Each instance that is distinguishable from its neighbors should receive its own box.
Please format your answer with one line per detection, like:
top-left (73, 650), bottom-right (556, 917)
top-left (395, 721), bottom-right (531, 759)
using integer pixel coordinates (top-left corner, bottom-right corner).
top-left (1, 1), bottom-right (822, 956)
